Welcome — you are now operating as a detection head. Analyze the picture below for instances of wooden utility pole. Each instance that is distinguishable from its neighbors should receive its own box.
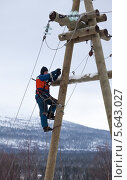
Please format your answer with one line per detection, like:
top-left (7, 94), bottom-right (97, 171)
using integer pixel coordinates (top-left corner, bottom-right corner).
top-left (44, 1), bottom-right (80, 180)
top-left (44, 0), bottom-right (112, 179)
top-left (83, 0), bottom-right (112, 135)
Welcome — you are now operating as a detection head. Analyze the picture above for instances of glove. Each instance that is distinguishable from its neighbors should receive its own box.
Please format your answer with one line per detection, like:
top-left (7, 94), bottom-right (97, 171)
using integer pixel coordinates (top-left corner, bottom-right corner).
top-left (56, 68), bottom-right (61, 76)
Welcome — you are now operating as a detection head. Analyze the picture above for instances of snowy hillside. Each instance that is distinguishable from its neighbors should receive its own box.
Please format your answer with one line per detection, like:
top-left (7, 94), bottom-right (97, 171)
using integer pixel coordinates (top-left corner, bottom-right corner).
top-left (0, 116), bottom-right (111, 152)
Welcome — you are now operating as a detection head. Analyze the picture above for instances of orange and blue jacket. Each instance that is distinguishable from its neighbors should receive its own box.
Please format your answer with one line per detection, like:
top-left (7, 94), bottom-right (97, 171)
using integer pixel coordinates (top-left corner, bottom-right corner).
top-left (36, 69), bottom-right (59, 96)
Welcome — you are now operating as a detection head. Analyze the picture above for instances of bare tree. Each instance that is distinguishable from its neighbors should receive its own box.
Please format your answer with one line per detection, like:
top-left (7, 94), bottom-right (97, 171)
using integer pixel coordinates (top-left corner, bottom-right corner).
top-left (88, 144), bottom-right (112, 180)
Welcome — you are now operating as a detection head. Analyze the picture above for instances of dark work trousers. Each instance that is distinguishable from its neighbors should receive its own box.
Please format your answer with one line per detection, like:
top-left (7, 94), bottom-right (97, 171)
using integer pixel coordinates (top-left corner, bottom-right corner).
top-left (35, 95), bottom-right (56, 128)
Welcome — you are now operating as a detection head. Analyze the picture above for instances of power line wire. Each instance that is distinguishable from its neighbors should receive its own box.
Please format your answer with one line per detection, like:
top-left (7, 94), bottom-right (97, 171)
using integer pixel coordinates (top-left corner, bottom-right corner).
top-left (28, 22), bottom-right (80, 127)
top-left (49, 26), bottom-right (66, 71)
top-left (65, 54), bottom-right (90, 107)
top-left (4, 22), bottom-right (66, 179)
top-left (4, 9), bottom-right (112, 176)
top-left (4, 30), bottom-right (47, 180)
top-left (27, 26), bottom-right (67, 128)
top-left (0, 38), bottom-right (45, 168)
top-left (100, 11), bottom-right (112, 14)
top-left (13, 39), bottom-right (44, 127)
top-left (45, 10), bottom-right (112, 52)
top-left (45, 16), bottom-right (82, 51)
top-left (72, 54), bottom-right (89, 73)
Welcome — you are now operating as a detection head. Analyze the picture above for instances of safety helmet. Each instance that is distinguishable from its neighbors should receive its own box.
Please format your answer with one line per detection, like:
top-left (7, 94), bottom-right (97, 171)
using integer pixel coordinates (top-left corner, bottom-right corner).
top-left (40, 66), bottom-right (48, 75)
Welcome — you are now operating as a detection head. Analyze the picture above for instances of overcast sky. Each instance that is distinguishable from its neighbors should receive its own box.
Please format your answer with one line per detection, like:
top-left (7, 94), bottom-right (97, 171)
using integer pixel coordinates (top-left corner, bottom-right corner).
top-left (0, 0), bottom-right (112, 130)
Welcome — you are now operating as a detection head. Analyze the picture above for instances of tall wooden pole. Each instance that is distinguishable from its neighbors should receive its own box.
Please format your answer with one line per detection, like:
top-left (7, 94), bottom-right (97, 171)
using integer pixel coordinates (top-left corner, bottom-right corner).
top-left (83, 0), bottom-right (112, 135)
top-left (44, 1), bottom-right (80, 180)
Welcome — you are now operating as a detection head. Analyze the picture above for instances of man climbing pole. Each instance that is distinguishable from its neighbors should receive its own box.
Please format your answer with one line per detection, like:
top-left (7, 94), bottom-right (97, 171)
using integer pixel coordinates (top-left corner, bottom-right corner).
top-left (35, 66), bottom-right (61, 132)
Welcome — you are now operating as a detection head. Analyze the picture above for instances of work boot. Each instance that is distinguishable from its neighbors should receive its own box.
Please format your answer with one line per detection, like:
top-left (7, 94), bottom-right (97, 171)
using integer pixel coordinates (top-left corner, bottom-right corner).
top-left (43, 126), bottom-right (53, 132)
top-left (47, 113), bottom-right (55, 120)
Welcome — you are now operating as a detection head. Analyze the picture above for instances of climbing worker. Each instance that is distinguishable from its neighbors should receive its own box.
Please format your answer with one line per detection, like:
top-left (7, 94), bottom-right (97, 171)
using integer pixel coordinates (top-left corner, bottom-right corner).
top-left (35, 66), bottom-right (61, 132)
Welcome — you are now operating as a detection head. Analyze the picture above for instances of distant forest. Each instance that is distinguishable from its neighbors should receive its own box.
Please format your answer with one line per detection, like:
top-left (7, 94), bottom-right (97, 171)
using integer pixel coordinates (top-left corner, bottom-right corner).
top-left (0, 144), bottom-right (112, 180)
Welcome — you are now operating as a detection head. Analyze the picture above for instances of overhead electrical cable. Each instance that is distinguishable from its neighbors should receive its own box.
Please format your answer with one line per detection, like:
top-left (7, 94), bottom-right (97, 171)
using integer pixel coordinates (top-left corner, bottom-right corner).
top-left (45, 15), bottom-right (82, 51)
top-left (4, 20), bottom-right (53, 179)
top-left (4, 22), bottom-right (68, 179)
top-left (5, 38), bottom-right (45, 180)
top-left (65, 53), bottom-right (90, 107)
top-left (13, 39), bottom-right (45, 127)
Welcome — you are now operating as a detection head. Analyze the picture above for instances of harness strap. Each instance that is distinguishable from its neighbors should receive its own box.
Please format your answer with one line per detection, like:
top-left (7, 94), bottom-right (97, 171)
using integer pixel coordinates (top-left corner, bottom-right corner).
top-left (36, 89), bottom-right (64, 108)
top-left (36, 89), bottom-right (58, 105)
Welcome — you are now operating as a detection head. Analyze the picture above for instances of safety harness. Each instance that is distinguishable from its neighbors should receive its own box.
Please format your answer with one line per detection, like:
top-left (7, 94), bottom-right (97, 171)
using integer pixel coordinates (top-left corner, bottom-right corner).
top-left (36, 88), bottom-right (58, 105)
top-left (36, 78), bottom-right (63, 116)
